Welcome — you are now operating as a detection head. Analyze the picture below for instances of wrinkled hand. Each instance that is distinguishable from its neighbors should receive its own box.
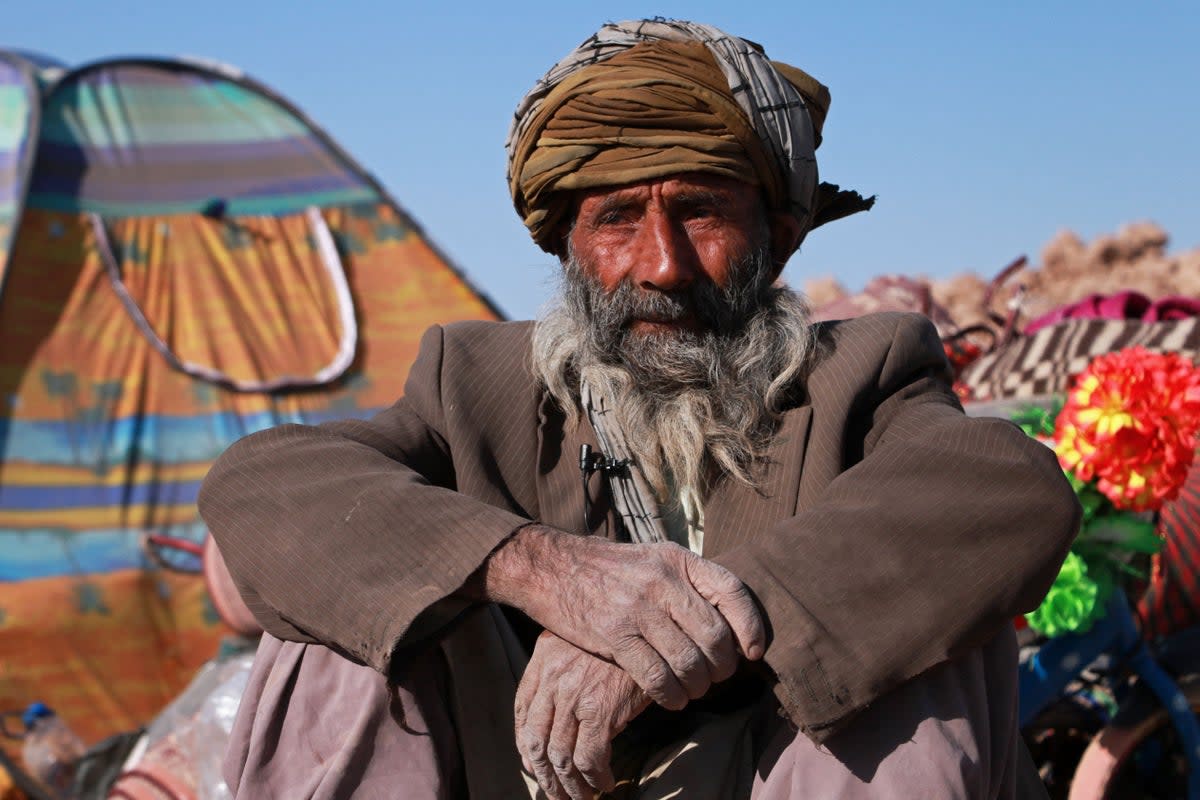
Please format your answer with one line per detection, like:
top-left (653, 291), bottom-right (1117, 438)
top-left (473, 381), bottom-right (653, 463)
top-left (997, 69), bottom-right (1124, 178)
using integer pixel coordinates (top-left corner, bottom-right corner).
top-left (487, 527), bottom-right (765, 710)
top-left (516, 631), bottom-right (651, 800)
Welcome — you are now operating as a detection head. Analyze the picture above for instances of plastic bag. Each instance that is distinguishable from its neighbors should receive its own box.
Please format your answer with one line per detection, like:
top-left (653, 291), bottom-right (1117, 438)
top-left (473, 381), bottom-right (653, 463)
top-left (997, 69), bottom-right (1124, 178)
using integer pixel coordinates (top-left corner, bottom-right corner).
top-left (111, 642), bottom-right (256, 800)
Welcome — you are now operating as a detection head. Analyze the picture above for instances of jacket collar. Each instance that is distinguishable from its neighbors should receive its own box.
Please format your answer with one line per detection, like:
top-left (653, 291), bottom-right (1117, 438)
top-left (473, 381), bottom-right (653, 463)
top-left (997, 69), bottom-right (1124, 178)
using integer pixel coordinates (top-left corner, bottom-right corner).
top-left (534, 389), bottom-right (813, 555)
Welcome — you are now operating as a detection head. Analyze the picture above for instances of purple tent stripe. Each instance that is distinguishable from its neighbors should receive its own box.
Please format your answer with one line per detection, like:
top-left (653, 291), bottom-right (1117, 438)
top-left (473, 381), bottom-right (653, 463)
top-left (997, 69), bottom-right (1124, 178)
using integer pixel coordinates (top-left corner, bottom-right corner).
top-left (29, 137), bottom-right (372, 202)
top-left (31, 151), bottom-right (355, 182)
top-left (69, 65), bottom-right (227, 89)
top-left (30, 170), bottom-right (367, 205)
top-left (0, 61), bottom-right (24, 83)
top-left (32, 135), bottom-right (362, 169)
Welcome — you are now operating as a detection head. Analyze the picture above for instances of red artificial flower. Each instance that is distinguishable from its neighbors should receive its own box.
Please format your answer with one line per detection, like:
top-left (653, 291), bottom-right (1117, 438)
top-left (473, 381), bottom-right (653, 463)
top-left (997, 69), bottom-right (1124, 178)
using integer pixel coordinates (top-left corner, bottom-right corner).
top-left (1055, 348), bottom-right (1200, 511)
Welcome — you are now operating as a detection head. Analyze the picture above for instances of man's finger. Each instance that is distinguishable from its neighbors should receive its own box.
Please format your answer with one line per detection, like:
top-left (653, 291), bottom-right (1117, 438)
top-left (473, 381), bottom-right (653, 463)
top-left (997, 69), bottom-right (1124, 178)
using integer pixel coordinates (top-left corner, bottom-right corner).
top-left (520, 753), bottom-right (534, 782)
top-left (518, 685), bottom-right (565, 800)
top-left (640, 619), bottom-right (712, 700)
top-left (610, 636), bottom-right (689, 711)
top-left (669, 593), bottom-right (739, 683)
top-left (686, 558), bottom-right (766, 661)
top-left (574, 718), bottom-right (616, 794)
top-left (514, 656), bottom-right (543, 732)
top-left (548, 706), bottom-right (591, 800)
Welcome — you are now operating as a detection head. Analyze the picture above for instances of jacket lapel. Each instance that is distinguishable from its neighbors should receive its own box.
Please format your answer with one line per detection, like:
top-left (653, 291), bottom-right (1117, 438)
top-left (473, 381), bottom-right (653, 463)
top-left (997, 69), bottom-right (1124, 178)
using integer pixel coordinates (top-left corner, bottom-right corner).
top-left (703, 405), bottom-right (813, 557)
top-left (535, 391), bottom-right (813, 552)
top-left (534, 392), bottom-right (621, 538)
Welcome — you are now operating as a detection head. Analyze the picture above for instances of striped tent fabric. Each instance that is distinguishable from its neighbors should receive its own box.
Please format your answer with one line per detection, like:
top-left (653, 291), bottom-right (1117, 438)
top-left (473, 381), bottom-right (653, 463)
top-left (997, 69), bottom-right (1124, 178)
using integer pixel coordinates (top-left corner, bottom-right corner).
top-left (28, 60), bottom-right (380, 218)
top-left (0, 51), bottom-right (501, 774)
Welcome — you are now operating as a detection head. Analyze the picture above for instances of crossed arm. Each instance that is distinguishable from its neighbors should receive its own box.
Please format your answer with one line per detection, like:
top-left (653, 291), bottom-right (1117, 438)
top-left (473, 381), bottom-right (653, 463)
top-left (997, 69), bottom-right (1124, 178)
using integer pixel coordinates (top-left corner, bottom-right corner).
top-left (200, 317), bottom-right (1078, 800)
top-left (471, 526), bottom-right (767, 799)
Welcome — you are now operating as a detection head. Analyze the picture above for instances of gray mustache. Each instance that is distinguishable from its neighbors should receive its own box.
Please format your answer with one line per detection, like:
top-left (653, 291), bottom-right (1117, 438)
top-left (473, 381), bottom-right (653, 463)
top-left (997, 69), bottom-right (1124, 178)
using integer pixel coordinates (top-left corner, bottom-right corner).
top-left (611, 291), bottom-right (696, 325)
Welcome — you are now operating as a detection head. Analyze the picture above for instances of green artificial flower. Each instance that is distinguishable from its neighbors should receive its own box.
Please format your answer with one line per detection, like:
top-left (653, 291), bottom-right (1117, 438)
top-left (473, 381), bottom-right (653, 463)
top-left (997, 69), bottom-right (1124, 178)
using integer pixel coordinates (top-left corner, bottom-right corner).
top-left (1025, 552), bottom-right (1114, 637)
top-left (1012, 401), bottom-right (1062, 440)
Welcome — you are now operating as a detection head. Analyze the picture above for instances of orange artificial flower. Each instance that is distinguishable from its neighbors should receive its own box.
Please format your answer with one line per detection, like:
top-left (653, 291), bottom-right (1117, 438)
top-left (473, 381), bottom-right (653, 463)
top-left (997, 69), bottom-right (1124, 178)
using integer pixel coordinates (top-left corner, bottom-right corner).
top-left (1055, 348), bottom-right (1200, 511)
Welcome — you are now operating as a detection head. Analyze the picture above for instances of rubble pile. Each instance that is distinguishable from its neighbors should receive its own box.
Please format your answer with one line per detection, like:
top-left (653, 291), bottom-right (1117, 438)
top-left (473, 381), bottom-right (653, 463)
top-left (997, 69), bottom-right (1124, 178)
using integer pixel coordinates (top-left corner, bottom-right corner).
top-left (805, 222), bottom-right (1200, 333)
top-left (1023, 222), bottom-right (1200, 318)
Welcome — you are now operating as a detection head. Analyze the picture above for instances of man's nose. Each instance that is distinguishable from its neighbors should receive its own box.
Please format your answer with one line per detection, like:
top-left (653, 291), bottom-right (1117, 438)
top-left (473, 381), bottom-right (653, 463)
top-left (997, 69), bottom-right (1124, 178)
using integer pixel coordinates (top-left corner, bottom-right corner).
top-left (630, 210), bottom-right (698, 292)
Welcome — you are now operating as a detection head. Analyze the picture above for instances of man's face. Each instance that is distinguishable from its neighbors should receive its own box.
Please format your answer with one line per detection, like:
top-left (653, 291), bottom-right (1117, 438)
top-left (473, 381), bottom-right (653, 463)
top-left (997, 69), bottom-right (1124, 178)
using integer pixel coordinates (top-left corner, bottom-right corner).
top-left (538, 172), bottom-right (815, 500)
top-left (567, 173), bottom-right (777, 340)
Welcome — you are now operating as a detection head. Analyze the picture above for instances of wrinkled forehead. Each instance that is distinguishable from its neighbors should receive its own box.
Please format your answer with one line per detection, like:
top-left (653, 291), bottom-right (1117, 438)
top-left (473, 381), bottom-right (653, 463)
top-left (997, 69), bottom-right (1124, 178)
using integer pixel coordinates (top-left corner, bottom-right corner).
top-left (567, 173), bottom-right (768, 224)
top-left (575, 172), bottom-right (760, 201)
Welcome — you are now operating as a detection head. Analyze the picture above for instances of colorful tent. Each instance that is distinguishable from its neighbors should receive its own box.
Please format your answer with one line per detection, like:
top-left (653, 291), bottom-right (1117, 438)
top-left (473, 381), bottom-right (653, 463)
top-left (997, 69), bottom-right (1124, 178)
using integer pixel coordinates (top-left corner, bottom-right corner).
top-left (0, 49), bottom-right (500, 771)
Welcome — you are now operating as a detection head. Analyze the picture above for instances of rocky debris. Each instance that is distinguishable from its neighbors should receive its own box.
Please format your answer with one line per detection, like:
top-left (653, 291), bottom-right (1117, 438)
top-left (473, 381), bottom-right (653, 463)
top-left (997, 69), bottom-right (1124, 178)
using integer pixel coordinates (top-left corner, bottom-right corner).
top-left (929, 272), bottom-right (994, 331)
top-left (805, 222), bottom-right (1200, 334)
top-left (803, 275), bottom-right (848, 310)
top-left (1025, 222), bottom-right (1200, 319)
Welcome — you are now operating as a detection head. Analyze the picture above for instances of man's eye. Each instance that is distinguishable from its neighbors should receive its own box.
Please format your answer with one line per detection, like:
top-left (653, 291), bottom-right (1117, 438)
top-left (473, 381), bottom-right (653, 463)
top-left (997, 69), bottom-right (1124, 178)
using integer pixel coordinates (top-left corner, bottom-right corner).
top-left (682, 204), bottom-right (719, 221)
top-left (596, 210), bottom-right (633, 226)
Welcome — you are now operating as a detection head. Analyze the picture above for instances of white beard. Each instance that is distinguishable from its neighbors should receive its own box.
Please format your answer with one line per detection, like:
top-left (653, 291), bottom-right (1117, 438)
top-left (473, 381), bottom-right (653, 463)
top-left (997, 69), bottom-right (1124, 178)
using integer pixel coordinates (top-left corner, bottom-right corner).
top-left (530, 248), bottom-right (818, 518)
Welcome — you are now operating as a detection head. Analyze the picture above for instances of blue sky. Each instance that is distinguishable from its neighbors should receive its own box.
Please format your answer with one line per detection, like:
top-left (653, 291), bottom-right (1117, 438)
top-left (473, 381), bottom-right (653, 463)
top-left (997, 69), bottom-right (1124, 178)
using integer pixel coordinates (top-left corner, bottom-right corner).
top-left (9, 1), bottom-right (1197, 319)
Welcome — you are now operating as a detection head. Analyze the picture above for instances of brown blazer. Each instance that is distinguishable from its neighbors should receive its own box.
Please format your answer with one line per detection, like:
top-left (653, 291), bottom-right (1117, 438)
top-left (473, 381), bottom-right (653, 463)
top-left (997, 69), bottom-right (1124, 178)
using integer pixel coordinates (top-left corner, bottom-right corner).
top-left (198, 311), bottom-right (1079, 740)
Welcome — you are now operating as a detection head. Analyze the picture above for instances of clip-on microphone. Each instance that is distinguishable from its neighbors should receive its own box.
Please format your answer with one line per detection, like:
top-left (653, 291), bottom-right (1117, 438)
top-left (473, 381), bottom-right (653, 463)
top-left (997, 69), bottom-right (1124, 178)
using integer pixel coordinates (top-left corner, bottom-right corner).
top-left (579, 444), bottom-right (630, 531)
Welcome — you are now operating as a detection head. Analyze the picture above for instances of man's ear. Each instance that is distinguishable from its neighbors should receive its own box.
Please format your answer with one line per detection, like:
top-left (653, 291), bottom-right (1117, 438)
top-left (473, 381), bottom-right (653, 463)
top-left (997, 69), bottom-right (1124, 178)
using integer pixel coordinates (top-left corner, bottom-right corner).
top-left (768, 212), bottom-right (804, 276)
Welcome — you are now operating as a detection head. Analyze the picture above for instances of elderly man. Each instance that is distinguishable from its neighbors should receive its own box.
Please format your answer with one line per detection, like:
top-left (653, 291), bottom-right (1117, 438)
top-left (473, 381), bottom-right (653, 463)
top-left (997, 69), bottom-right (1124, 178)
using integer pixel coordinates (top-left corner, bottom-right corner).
top-left (199, 19), bottom-right (1078, 799)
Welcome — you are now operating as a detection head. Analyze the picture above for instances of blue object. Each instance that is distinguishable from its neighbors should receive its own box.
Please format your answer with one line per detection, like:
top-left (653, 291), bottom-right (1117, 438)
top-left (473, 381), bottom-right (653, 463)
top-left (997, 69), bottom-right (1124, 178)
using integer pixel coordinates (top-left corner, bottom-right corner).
top-left (1019, 591), bottom-right (1200, 798)
top-left (20, 701), bottom-right (53, 732)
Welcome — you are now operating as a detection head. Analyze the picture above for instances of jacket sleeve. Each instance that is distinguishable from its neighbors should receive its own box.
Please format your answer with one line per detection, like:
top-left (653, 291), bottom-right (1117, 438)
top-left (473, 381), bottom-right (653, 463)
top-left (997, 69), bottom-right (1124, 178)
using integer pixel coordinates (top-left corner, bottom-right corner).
top-left (197, 325), bottom-right (533, 672)
top-left (713, 313), bottom-right (1081, 743)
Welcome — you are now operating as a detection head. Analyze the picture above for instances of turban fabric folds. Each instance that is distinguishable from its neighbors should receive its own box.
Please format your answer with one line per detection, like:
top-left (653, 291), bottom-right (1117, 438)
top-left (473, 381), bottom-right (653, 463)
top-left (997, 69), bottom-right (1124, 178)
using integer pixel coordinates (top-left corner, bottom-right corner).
top-left (507, 19), bottom-right (873, 254)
